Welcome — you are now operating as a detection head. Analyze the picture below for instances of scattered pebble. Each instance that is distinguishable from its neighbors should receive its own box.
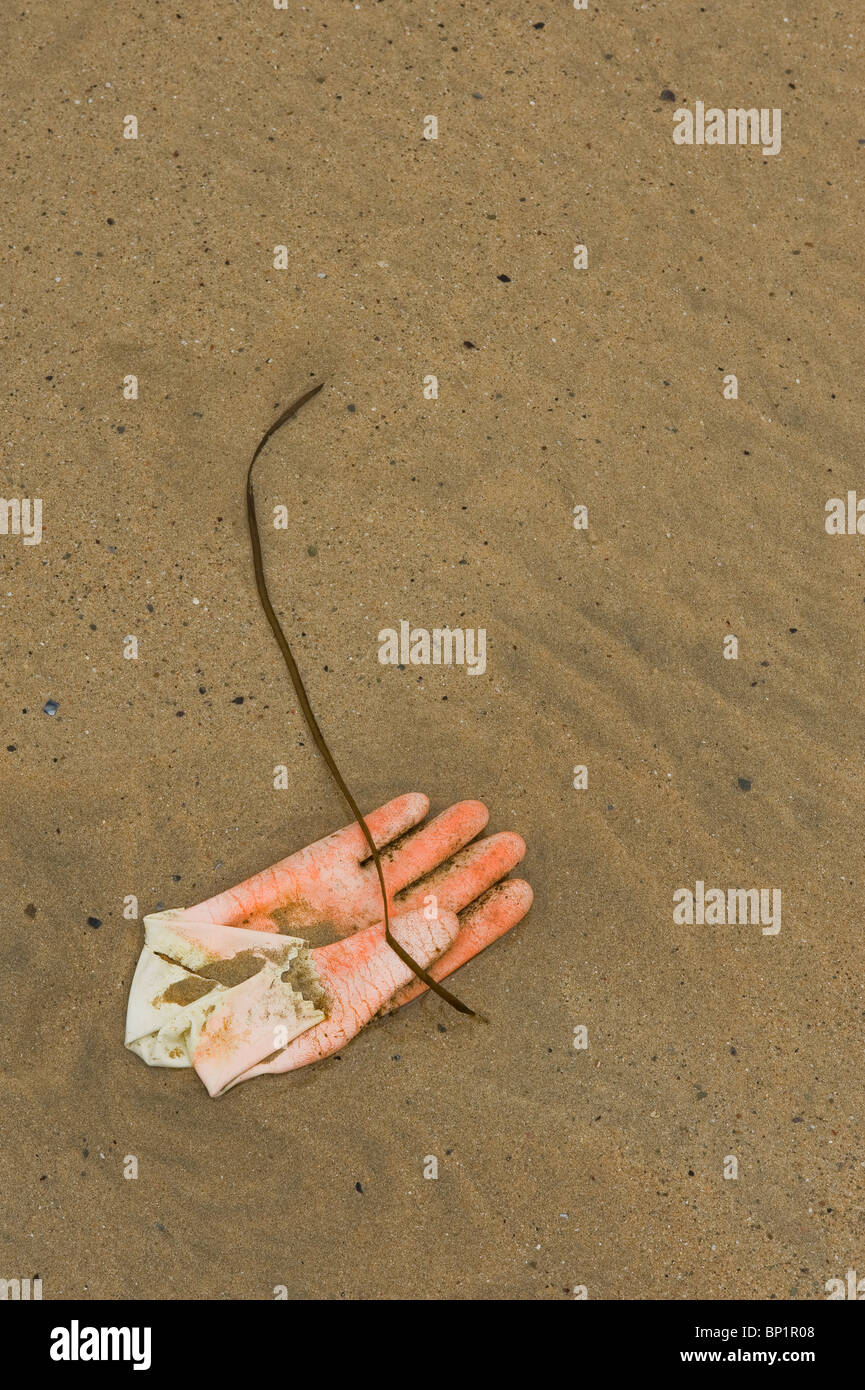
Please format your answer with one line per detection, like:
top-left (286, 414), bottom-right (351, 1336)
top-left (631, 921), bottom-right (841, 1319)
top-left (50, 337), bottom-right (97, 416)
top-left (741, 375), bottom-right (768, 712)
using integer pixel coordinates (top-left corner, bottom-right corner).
top-left (87, 916), bottom-right (101, 928)
top-left (43, 700), bottom-right (59, 716)
top-left (737, 777), bottom-right (751, 792)
top-left (660, 89), bottom-right (676, 101)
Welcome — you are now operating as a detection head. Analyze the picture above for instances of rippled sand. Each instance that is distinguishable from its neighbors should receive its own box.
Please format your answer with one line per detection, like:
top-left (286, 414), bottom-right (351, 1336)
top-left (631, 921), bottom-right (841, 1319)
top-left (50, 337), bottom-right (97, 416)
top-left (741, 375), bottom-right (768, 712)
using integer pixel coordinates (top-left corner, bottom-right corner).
top-left (2, 1), bottom-right (862, 1298)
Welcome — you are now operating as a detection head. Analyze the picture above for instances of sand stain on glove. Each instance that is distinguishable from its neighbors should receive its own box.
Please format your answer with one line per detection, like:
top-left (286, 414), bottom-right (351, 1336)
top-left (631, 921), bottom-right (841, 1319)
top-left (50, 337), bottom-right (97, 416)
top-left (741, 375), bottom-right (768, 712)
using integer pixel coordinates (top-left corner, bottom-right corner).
top-left (125, 911), bottom-right (329, 1097)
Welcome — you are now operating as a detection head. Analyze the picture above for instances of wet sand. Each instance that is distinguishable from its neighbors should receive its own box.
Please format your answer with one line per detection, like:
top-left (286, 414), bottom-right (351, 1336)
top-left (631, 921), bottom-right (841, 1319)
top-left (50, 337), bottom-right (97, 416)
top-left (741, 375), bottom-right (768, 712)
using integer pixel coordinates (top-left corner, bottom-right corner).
top-left (2, 1), bottom-right (863, 1298)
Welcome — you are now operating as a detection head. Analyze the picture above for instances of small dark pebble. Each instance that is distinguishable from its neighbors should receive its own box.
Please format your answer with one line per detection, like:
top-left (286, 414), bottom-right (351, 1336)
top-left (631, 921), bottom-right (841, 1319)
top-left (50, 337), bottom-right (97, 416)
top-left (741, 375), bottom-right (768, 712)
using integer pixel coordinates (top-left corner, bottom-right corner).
top-left (43, 700), bottom-right (59, 716)
top-left (463, 340), bottom-right (478, 349)
top-left (497, 274), bottom-right (511, 282)
top-left (155, 902), bottom-right (166, 911)
top-left (87, 916), bottom-right (102, 928)
top-left (176, 710), bottom-right (185, 716)
top-left (789, 627), bottom-right (798, 634)
top-left (24, 904), bottom-right (37, 918)
top-left (115, 426), bottom-right (125, 434)
top-left (307, 545), bottom-right (318, 556)
top-left (660, 89), bottom-right (676, 101)
top-left (533, 21), bottom-right (544, 28)
top-left (437, 1023), bottom-right (447, 1033)
top-left (737, 777), bottom-right (751, 792)
top-left (7, 745), bottom-right (16, 752)
top-left (355, 1182), bottom-right (363, 1193)
top-left (730, 1047), bottom-right (737, 1055)
top-left (231, 696), bottom-right (244, 704)
top-left (347, 403), bottom-right (356, 412)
